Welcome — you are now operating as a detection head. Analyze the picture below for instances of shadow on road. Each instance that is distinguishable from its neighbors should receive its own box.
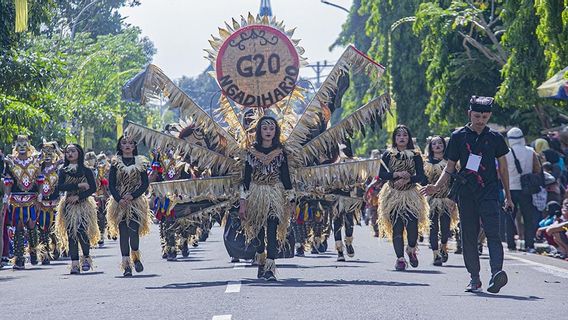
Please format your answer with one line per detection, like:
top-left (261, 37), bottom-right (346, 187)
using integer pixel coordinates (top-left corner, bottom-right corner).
top-left (145, 278), bottom-right (429, 290)
top-left (245, 278), bottom-right (430, 288)
top-left (114, 274), bottom-right (160, 279)
top-left (392, 269), bottom-right (444, 274)
top-left (443, 293), bottom-right (543, 301)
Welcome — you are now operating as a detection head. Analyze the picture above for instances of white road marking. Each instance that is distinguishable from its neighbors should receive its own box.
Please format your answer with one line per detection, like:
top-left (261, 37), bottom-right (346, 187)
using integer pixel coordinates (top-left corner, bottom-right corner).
top-left (506, 254), bottom-right (568, 279)
top-left (225, 281), bottom-right (242, 293)
top-left (212, 315), bottom-right (232, 320)
top-left (233, 262), bottom-right (246, 270)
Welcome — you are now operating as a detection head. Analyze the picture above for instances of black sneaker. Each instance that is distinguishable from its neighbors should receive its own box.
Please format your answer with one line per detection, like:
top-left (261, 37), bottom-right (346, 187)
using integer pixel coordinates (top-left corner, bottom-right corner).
top-left (433, 254), bottom-right (443, 266)
top-left (441, 250), bottom-right (449, 263)
top-left (161, 249), bottom-right (168, 259)
top-left (230, 257), bottom-right (240, 263)
top-left (257, 265), bottom-right (265, 279)
top-left (455, 247), bottom-right (462, 254)
top-left (13, 258), bottom-right (25, 270)
top-left (295, 246), bottom-right (305, 257)
top-left (310, 246), bottom-right (319, 254)
top-left (263, 270), bottom-right (277, 281)
top-left (52, 249), bottom-right (60, 260)
top-left (407, 250), bottom-right (419, 268)
top-left (487, 271), bottom-right (508, 294)
top-left (478, 243), bottom-right (484, 255)
top-left (123, 266), bottom-right (133, 277)
top-left (166, 252), bottom-right (177, 262)
top-left (30, 252), bottom-right (38, 265)
top-left (337, 251), bottom-right (345, 262)
top-left (134, 260), bottom-right (144, 273)
top-left (346, 244), bottom-right (355, 258)
top-left (465, 280), bottom-right (482, 293)
top-left (192, 242), bottom-right (199, 248)
top-left (98, 240), bottom-right (105, 248)
top-left (41, 258), bottom-right (50, 265)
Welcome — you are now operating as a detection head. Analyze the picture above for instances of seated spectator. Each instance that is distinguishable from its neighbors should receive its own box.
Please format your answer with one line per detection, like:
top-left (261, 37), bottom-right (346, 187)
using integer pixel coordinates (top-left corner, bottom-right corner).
top-left (544, 172), bottom-right (563, 203)
top-left (537, 198), bottom-right (568, 260)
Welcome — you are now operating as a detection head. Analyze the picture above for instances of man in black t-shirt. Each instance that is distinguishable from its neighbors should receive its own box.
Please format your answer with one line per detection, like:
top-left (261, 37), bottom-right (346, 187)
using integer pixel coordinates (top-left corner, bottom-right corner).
top-left (422, 96), bottom-right (514, 294)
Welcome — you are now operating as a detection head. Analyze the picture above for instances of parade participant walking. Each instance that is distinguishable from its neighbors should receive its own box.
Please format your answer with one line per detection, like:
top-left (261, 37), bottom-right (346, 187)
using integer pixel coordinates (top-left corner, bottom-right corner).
top-left (2, 135), bottom-right (42, 269)
top-left (37, 141), bottom-right (64, 264)
top-left (422, 96), bottom-right (514, 294)
top-left (94, 153), bottom-right (111, 247)
top-left (240, 116), bottom-right (295, 281)
top-left (505, 127), bottom-right (541, 252)
top-left (55, 144), bottom-right (99, 274)
top-left (424, 136), bottom-right (458, 266)
top-left (378, 125), bottom-right (429, 271)
top-left (106, 135), bottom-right (152, 277)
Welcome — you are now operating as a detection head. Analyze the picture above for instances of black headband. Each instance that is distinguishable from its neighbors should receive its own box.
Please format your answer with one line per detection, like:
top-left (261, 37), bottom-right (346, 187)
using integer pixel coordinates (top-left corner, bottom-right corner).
top-left (469, 95), bottom-right (493, 113)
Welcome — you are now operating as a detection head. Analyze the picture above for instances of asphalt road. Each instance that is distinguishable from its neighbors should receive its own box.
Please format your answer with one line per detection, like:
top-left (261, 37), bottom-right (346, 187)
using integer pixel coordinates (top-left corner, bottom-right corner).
top-left (1, 222), bottom-right (566, 320)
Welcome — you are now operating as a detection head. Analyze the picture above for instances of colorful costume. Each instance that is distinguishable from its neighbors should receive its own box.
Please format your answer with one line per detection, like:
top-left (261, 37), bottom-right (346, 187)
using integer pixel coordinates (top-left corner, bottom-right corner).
top-left (37, 141), bottom-right (63, 264)
top-left (2, 135), bottom-right (42, 269)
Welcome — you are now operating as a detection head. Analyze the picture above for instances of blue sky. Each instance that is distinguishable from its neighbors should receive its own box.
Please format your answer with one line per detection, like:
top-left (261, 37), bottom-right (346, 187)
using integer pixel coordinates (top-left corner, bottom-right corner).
top-left (120, 0), bottom-right (354, 80)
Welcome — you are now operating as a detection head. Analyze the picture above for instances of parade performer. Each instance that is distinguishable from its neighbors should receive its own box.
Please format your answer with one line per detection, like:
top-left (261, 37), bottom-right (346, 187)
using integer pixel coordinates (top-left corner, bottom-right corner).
top-left (106, 135), bottom-right (151, 277)
top-left (55, 144), bottom-right (99, 274)
top-left (424, 136), bottom-right (458, 266)
top-left (240, 116), bottom-right (295, 281)
top-left (121, 17), bottom-right (391, 281)
top-left (94, 153), bottom-right (111, 247)
top-left (378, 125), bottom-right (429, 271)
top-left (37, 141), bottom-right (64, 264)
top-left (2, 135), bottom-right (42, 269)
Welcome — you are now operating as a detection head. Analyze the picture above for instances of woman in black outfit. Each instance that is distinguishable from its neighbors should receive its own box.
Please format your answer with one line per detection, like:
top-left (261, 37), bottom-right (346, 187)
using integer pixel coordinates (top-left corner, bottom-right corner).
top-left (55, 144), bottom-right (99, 274)
top-left (106, 135), bottom-right (151, 277)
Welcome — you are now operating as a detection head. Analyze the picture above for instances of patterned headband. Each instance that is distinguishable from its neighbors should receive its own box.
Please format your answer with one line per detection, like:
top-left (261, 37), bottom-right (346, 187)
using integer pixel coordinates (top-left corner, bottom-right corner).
top-left (261, 118), bottom-right (276, 126)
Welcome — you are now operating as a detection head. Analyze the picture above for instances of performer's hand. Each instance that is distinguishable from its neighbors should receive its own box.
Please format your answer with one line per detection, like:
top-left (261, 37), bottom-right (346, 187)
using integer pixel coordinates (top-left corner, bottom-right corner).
top-left (503, 198), bottom-right (514, 213)
top-left (67, 195), bottom-right (79, 204)
top-left (420, 184), bottom-right (438, 196)
top-left (119, 199), bottom-right (129, 207)
top-left (393, 178), bottom-right (409, 189)
top-left (395, 171), bottom-right (411, 179)
top-left (78, 182), bottom-right (90, 190)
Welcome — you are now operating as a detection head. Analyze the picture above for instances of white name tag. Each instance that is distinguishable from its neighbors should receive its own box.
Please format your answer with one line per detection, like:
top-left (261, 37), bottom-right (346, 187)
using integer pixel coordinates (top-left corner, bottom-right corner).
top-left (465, 154), bottom-right (482, 172)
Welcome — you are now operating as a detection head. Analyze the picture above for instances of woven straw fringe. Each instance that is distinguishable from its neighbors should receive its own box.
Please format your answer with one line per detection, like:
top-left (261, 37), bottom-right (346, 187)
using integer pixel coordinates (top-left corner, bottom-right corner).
top-left (55, 196), bottom-right (100, 252)
top-left (126, 122), bottom-right (238, 175)
top-left (293, 94), bottom-right (390, 166)
top-left (150, 175), bottom-right (238, 200)
top-left (242, 183), bottom-right (291, 245)
top-left (295, 159), bottom-right (382, 193)
top-left (286, 45), bottom-right (386, 153)
top-left (106, 196), bottom-right (153, 238)
top-left (138, 64), bottom-right (240, 157)
top-left (377, 183), bottom-right (430, 240)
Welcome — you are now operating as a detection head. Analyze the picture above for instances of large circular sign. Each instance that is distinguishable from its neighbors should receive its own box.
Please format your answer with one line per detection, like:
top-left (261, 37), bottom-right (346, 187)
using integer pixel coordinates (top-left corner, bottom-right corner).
top-left (216, 25), bottom-right (300, 108)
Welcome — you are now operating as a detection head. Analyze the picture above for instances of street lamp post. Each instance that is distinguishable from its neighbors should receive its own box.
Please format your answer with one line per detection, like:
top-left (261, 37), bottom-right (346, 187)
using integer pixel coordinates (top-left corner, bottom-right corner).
top-left (320, 0), bottom-right (350, 13)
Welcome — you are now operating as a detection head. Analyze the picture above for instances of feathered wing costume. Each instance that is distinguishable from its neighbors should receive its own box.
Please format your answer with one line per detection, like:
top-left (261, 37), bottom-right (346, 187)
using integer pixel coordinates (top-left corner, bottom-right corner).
top-left (106, 155), bottom-right (153, 238)
top-left (122, 18), bottom-right (392, 274)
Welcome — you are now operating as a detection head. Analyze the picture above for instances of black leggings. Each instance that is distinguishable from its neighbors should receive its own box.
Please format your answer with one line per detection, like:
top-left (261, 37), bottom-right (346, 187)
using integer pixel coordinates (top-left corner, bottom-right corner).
top-left (392, 212), bottom-right (418, 258)
top-left (255, 216), bottom-right (279, 260)
top-left (429, 209), bottom-right (451, 251)
top-left (333, 212), bottom-right (354, 242)
top-left (119, 220), bottom-right (140, 257)
top-left (68, 228), bottom-right (90, 261)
